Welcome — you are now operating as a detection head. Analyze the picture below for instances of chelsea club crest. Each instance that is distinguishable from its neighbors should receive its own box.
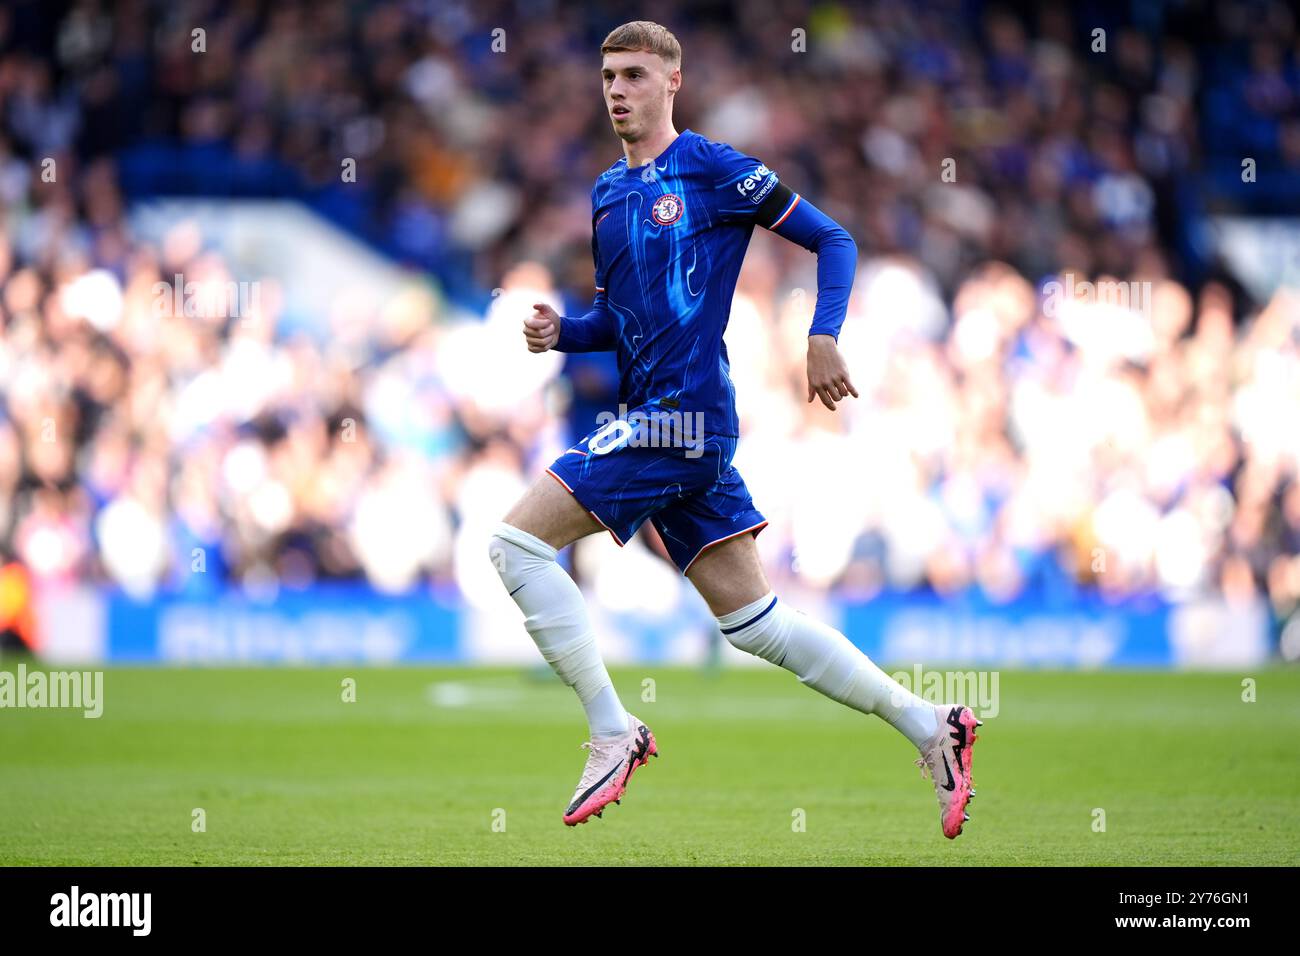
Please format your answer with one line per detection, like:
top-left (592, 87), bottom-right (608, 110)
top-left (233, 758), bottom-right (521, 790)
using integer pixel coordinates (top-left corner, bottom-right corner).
top-left (651, 193), bottom-right (684, 225)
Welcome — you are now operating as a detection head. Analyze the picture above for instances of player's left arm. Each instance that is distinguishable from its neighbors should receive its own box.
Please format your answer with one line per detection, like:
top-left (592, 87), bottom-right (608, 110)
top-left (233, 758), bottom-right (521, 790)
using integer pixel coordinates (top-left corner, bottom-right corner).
top-left (713, 144), bottom-right (859, 411)
top-left (754, 183), bottom-right (859, 411)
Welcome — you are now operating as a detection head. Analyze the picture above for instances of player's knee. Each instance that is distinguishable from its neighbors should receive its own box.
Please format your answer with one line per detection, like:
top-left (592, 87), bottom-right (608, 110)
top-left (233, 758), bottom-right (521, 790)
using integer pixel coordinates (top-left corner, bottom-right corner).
top-left (722, 623), bottom-right (789, 666)
top-left (717, 593), bottom-right (790, 665)
top-left (489, 521), bottom-right (558, 585)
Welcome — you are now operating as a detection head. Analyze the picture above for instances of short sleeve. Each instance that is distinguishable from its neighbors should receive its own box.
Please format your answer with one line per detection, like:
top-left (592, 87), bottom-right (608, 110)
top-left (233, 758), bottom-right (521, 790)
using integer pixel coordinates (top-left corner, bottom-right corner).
top-left (711, 141), bottom-right (782, 224)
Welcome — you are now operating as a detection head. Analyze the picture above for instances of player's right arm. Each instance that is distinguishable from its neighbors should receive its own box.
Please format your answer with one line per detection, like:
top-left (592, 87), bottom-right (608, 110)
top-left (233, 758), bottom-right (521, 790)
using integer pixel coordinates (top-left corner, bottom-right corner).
top-left (523, 189), bottom-right (619, 354)
top-left (523, 291), bottom-right (618, 353)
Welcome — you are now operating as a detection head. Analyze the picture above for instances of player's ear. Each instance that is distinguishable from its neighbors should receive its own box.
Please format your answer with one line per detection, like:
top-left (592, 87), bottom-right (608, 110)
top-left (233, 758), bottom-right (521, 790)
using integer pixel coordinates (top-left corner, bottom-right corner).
top-left (668, 66), bottom-right (681, 96)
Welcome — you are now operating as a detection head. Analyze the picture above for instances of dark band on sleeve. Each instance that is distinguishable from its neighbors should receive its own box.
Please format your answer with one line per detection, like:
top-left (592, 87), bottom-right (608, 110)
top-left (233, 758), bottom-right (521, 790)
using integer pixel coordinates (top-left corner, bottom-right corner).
top-left (754, 180), bottom-right (798, 229)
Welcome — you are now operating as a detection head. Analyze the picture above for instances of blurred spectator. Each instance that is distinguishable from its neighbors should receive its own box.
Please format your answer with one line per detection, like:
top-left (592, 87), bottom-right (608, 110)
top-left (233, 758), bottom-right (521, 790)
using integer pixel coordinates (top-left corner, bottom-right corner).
top-left (0, 0), bottom-right (1297, 626)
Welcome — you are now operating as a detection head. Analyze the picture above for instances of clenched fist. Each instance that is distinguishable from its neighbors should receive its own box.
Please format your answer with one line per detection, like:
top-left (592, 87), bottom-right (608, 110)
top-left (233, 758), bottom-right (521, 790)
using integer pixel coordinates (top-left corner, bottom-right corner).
top-left (524, 302), bottom-right (561, 353)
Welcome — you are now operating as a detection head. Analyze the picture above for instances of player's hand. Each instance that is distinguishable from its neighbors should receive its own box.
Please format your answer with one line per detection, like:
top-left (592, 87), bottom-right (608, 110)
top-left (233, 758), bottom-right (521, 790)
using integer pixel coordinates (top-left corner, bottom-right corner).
top-left (806, 334), bottom-right (858, 411)
top-left (524, 302), bottom-right (561, 352)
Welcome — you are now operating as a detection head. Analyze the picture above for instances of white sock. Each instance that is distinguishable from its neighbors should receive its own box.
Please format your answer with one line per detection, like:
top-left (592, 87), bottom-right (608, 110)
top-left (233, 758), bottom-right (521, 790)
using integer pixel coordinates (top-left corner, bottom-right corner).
top-left (716, 592), bottom-right (939, 749)
top-left (490, 522), bottom-right (629, 738)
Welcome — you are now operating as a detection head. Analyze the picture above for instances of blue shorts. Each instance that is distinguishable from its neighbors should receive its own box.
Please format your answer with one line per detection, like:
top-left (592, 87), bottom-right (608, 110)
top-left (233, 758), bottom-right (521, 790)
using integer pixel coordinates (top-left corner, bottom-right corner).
top-left (547, 415), bottom-right (767, 574)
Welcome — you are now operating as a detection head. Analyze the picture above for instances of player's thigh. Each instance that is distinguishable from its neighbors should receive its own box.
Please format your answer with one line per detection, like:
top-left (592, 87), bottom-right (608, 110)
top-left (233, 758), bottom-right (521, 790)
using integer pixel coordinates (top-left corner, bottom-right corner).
top-left (546, 414), bottom-right (704, 551)
top-left (501, 473), bottom-right (602, 551)
top-left (665, 459), bottom-right (770, 615)
top-left (685, 532), bottom-right (771, 616)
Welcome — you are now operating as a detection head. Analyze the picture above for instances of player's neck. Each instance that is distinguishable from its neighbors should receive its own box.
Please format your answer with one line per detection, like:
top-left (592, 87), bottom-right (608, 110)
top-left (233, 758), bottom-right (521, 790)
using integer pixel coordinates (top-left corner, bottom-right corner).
top-left (623, 125), bottom-right (680, 170)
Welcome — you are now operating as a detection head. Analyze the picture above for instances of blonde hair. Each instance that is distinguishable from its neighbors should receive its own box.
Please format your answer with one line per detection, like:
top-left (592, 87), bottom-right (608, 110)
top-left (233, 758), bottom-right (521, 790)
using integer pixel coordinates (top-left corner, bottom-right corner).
top-left (600, 21), bottom-right (681, 69)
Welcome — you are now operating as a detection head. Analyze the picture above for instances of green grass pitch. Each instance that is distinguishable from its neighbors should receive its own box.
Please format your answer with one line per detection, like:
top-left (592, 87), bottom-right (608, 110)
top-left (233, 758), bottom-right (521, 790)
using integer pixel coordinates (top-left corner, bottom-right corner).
top-left (1, 662), bottom-right (1297, 865)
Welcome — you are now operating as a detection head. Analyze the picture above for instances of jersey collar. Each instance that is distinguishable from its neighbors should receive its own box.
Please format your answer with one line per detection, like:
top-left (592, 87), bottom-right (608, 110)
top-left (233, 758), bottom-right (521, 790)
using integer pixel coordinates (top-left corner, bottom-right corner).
top-left (621, 128), bottom-right (691, 176)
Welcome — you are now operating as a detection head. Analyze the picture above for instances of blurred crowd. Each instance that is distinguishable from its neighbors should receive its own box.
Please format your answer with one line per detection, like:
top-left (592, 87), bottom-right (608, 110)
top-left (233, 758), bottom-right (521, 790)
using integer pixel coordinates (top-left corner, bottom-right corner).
top-left (1, 0), bottom-right (1299, 645)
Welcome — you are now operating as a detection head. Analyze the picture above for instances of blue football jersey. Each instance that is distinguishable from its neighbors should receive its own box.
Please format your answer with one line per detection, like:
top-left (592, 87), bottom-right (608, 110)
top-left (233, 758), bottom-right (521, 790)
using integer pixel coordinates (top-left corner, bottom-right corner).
top-left (557, 129), bottom-right (796, 438)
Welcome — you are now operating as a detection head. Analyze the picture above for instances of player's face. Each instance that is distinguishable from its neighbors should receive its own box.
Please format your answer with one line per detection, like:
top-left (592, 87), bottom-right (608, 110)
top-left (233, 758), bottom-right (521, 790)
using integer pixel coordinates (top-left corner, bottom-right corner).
top-left (601, 50), bottom-right (678, 141)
